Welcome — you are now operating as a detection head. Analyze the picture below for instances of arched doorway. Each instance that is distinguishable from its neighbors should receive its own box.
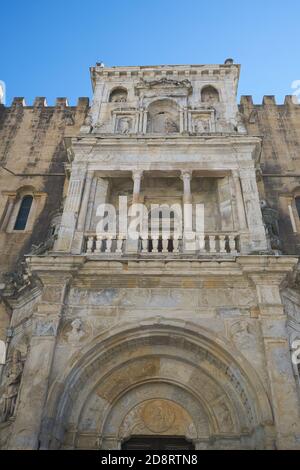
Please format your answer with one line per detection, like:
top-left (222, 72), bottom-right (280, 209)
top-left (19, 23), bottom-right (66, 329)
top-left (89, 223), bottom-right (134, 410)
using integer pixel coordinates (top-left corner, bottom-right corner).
top-left (122, 436), bottom-right (195, 450)
top-left (41, 320), bottom-right (273, 450)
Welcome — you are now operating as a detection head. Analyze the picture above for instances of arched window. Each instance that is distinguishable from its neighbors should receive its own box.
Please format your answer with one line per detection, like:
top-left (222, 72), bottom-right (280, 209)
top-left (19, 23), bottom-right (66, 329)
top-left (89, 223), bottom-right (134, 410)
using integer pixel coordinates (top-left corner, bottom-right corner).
top-left (296, 196), bottom-right (300, 219)
top-left (109, 88), bottom-right (128, 103)
top-left (201, 85), bottom-right (220, 104)
top-left (14, 195), bottom-right (33, 231)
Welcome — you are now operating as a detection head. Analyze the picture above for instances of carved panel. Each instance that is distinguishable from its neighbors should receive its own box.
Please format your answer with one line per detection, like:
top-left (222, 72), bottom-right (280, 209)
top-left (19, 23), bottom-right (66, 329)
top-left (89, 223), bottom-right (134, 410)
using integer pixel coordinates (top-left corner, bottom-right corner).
top-left (119, 399), bottom-right (197, 439)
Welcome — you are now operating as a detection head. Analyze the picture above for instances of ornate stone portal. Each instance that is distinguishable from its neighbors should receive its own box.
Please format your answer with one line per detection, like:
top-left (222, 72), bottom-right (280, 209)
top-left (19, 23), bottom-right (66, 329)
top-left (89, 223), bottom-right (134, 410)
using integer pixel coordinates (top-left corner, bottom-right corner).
top-left (0, 61), bottom-right (300, 451)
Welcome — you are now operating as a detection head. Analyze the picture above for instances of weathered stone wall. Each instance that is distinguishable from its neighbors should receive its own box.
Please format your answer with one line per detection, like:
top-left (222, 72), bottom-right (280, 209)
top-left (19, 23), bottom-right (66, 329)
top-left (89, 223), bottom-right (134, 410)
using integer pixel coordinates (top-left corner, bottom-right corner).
top-left (0, 97), bottom-right (89, 277)
top-left (240, 96), bottom-right (300, 255)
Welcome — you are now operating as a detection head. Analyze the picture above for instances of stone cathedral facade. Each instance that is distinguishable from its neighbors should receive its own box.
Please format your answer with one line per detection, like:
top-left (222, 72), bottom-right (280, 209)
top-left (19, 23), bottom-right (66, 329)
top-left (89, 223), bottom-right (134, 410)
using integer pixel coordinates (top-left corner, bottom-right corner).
top-left (0, 60), bottom-right (300, 450)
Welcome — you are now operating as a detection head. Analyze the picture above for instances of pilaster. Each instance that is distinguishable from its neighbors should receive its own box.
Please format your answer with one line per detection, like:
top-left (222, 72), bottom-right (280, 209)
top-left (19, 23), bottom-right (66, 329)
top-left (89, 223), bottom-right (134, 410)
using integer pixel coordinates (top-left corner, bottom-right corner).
top-left (7, 275), bottom-right (72, 449)
top-left (244, 258), bottom-right (300, 449)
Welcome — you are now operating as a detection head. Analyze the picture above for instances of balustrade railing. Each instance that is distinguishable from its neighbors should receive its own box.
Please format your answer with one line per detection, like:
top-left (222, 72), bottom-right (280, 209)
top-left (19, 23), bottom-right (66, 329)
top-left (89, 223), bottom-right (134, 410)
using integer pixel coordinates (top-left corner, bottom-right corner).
top-left (84, 232), bottom-right (240, 255)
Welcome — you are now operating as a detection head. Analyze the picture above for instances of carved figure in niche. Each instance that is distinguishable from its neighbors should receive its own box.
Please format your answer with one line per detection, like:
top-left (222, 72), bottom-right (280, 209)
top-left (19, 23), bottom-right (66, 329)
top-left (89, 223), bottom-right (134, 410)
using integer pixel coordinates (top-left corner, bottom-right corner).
top-left (193, 119), bottom-right (210, 133)
top-left (141, 400), bottom-right (176, 433)
top-left (164, 117), bottom-right (179, 134)
top-left (118, 117), bottom-right (132, 134)
top-left (201, 86), bottom-right (219, 104)
top-left (0, 350), bottom-right (24, 422)
top-left (230, 320), bottom-right (256, 350)
top-left (66, 319), bottom-right (85, 343)
top-left (147, 99), bottom-right (179, 134)
top-left (109, 89), bottom-right (127, 103)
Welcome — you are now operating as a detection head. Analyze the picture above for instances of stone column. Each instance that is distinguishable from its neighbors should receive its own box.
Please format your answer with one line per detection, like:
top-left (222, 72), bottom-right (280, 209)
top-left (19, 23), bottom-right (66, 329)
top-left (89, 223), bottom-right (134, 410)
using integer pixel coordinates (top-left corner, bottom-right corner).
top-left (181, 170), bottom-right (195, 252)
top-left (71, 170), bottom-right (94, 254)
top-left (142, 111), bottom-right (147, 134)
top-left (54, 167), bottom-right (86, 252)
top-left (231, 170), bottom-right (248, 231)
top-left (132, 170), bottom-right (143, 204)
top-left (231, 170), bottom-right (249, 253)
top-left (7, 274), bottom-right (72, 450)
top-left (248, 263), bottom-right (300, 449)
top-left (126, 170), bottom-right (144, 253)
top-left (218, 176), bottom-right (234, 232)
top-left (181, 170), bottom-right (192, 204)
top-left (239, 167), bottom-right (267, 252)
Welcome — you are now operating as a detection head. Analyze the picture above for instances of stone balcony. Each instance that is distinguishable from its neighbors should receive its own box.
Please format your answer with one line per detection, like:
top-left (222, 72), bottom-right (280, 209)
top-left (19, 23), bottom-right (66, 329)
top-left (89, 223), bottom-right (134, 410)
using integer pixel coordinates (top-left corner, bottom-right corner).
top-left (83, 231), bottom-right (240, 257)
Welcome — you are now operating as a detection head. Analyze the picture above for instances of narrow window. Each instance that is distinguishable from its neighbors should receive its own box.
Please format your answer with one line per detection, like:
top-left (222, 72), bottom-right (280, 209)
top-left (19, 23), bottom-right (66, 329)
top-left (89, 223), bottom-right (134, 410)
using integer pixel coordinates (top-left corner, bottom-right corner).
top-left (296, 196), bottom-right (300, 219)
top-left (14, 195), bottom-right (33, 230)
top-left (0, 340), bottom-right (6, 365)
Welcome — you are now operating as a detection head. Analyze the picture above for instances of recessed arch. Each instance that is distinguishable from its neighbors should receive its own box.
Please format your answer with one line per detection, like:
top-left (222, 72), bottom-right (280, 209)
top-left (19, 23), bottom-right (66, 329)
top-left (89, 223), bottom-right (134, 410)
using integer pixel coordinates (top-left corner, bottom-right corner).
top-left (109, 87), bottom-right (128, 103)
top-left (147, 99), bottom-right (180, 134)
top-left (41, 320), bottom-right (273, 450)
top-left (201, 85), bottom-right (220, 104)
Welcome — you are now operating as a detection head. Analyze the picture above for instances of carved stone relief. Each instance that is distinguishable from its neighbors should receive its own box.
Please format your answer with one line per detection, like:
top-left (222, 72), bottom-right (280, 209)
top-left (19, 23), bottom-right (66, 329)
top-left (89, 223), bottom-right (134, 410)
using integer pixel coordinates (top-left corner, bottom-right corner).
top-left (192, 115), bottom-right (211, 133)
top-left (0, 350), bottom-right (24, 422)
top-left (109, 89), bottom-right (127, 103)
top-left (119, 399), bottom-right (197, 439)
top-left (61, 318), bottom-right (91, 344)
top-left (33, 319), bottom-right (58, 337)
top-left (117, 117), bottom-right (132, 134)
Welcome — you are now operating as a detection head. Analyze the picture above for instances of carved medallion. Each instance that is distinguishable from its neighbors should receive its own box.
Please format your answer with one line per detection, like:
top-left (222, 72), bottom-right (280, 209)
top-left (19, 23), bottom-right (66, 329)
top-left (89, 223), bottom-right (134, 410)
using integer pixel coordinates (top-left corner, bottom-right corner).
top-left (140, 400), bottom-right (176, 433)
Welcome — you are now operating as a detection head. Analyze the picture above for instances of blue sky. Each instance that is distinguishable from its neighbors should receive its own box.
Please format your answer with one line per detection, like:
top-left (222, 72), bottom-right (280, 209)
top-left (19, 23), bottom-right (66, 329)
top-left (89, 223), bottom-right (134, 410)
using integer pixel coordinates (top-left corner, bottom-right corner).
top-left (1, 0), bottom-right (300, 105)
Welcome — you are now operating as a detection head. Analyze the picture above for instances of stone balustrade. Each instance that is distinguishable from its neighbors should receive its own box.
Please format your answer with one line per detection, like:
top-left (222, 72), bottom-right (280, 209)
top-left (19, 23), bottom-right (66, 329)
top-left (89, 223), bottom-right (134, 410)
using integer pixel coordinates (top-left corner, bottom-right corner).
top-left (84, 232), bottom-right (240, 255)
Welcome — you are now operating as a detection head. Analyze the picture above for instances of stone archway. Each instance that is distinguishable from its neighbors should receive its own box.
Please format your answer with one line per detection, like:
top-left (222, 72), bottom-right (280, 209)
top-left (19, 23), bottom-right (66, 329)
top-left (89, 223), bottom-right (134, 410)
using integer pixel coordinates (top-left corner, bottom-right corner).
top-left (41, 320), bottom-right (273, 450)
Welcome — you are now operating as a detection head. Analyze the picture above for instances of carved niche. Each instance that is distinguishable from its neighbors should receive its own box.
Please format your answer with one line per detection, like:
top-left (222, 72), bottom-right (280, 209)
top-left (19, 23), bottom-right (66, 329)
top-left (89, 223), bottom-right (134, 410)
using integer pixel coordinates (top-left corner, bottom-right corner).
top-left (201, 85), bottom-right (220, 104)
top-left (117, 116), bottom-right (133, 134)
top-left (109, 88), bottom-right (128, 103)
top-left (192, 113), bottom-right (212, 133)
top-left (146, 99), bottom-right (180, 134)
top-left (112, 110), bottom-right (137, 134)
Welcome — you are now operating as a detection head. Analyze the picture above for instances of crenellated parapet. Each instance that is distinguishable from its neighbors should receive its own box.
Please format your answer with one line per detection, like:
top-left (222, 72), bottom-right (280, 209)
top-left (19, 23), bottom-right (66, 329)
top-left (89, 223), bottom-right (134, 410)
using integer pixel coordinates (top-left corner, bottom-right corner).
top-left (240, 94), bottom-right (300, 255)
top-left (239, 94), bottom-right (300, 110)
top-left (0, 97), bottom-right (90, 276)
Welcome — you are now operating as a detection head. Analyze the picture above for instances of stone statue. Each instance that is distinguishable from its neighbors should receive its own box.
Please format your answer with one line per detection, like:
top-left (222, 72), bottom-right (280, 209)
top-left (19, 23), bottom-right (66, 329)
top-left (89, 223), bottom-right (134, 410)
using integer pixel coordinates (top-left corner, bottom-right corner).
top-left (0, 350), bottom-right (23, 422)
top-left (261, 201), bottom-right (282, 252)
top-left (29, 233), bottom-right (57, 255)
top-left (1, 263), bottom-right (31, 297)
top-left (194, 119), bottom-right (209, 133)
top-left (67, 319), bottom-right (85, 343)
